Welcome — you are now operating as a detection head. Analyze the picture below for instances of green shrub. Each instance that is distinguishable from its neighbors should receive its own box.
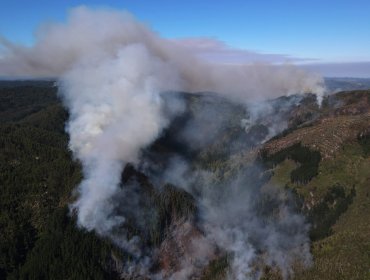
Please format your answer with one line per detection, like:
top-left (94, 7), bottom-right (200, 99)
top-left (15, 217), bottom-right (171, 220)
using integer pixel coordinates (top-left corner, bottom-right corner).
top-left (308, 184), bottom-right (356, 241)
top-left (260, 143), bottom-right (321, 184)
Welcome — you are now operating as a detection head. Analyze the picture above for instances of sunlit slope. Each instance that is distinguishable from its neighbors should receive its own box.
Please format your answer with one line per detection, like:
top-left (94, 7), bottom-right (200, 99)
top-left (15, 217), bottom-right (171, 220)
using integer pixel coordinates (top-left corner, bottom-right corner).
top-left (261, 91), bottom-right (370, 279)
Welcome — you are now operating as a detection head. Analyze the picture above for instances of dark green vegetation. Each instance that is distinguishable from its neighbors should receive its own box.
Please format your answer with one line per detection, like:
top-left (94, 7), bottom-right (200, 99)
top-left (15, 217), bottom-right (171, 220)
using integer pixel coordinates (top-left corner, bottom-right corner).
top-left (15, 208), bottom-right (120, 280)
top-left (307, 184), bottom-right (356, 241)
top-left (1, 82), bottom-right (370, 279)
top-left (0, 83), bottom-right (198, 279)
top-left (0, 84), bottom-right (122, 279)
top-left (0, 84), bottom-right (58, 122)
top-left (358, 132), bottom-right (370, 157)
top-left (264, 91), bottom-right (370, 279)
top-left (261, 143), bottom-right (321, 184)
top-left (292, 144), bottom-right (370, 280)
top-left (118, 165), bottom-right (197, 248)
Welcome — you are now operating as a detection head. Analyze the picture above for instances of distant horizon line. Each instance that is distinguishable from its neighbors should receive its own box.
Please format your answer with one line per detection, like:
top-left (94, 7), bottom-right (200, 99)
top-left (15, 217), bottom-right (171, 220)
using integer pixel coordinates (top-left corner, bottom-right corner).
top-left (0, 76), bottom-right (370, 80)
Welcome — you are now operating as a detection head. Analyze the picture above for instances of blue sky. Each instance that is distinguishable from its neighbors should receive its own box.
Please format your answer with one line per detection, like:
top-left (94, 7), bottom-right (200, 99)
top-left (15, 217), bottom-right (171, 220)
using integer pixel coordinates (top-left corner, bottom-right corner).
top-left (1, 0), bottom-right (370, 76)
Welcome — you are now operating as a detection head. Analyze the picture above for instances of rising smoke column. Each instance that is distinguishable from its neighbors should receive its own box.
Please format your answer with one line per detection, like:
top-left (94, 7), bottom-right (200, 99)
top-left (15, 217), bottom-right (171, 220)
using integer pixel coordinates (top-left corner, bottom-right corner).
top-left (60, 44), bottom-right (181, 236)
top-left (0, 6), bottom-right (324, 277)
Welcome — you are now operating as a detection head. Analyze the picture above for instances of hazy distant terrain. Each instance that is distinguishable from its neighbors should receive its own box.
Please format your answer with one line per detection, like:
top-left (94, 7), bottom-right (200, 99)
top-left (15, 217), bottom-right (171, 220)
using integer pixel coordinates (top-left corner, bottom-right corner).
top-left (2, 76), bottom-right (369, 93)
top-left (325, 77), bottom-right (370, 92)
top-left (0, 81), bottom-right (369, 279)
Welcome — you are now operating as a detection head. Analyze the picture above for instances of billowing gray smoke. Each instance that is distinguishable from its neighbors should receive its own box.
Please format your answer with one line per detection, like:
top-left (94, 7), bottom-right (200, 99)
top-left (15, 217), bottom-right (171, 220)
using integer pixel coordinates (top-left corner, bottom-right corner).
top-left (0, 6), bottom-right (323, 279)
top-left (159, 156), bottom-right (312, 279)
top-left (149, 95), bottom-right (313, 279)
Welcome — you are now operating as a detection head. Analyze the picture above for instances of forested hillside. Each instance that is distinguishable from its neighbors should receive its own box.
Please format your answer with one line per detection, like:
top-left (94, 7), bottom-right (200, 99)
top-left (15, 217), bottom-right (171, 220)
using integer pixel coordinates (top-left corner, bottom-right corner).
top-left (0, 82), bottom-right (369, 279)
top-left (0, 84), bottom-right (122, 279)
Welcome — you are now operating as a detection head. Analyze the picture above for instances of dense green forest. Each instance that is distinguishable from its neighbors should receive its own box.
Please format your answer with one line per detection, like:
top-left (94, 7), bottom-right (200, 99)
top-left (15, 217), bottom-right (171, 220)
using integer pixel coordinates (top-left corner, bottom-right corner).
top-left (261, 143), bottom-right (322, 184)
top-left (0, 85), bottom-right (121, 279)
top-left (0, 84), bottom-right (201, 279)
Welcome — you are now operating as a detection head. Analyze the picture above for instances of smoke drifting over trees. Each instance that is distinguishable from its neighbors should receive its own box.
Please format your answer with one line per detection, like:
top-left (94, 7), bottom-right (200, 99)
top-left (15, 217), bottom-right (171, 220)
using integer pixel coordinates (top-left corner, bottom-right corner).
top-left (0, 6), bottom-right (326, 279)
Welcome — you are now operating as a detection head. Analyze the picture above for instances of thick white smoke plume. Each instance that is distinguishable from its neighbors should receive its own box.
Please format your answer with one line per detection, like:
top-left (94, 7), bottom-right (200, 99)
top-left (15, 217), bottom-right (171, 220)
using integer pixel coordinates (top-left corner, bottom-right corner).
top-left (60, 44), bottom-right (179, 236)
top-left (0, 6), bottom-right (323, 278)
